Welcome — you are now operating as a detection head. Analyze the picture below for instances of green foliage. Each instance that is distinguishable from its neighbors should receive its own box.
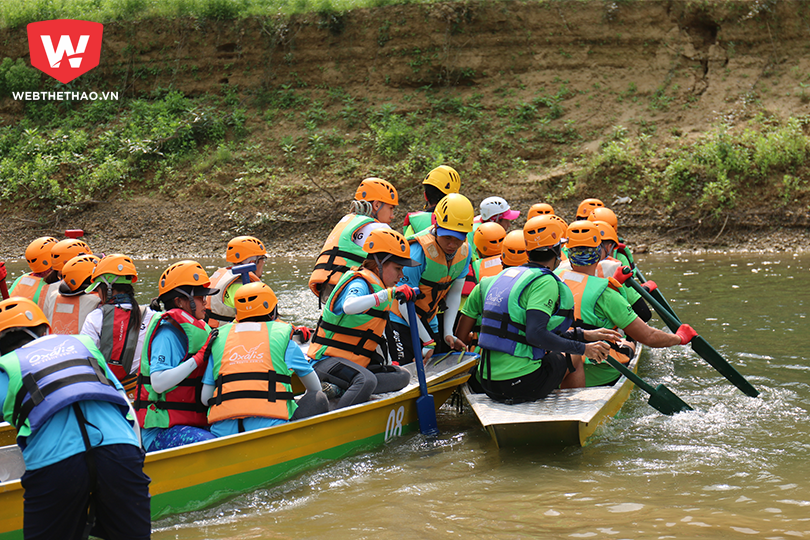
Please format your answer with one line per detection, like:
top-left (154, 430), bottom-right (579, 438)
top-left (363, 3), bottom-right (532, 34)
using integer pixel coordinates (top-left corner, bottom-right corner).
top-left (0, 58), bottom-right (40, 97)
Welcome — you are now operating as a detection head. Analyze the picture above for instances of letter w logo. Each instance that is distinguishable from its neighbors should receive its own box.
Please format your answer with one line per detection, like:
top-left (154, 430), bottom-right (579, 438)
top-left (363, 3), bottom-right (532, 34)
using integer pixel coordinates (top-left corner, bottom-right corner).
top-left (40, 35), bottom-right (90, 69)
top-left (27, 20), bottom-right (103, 84)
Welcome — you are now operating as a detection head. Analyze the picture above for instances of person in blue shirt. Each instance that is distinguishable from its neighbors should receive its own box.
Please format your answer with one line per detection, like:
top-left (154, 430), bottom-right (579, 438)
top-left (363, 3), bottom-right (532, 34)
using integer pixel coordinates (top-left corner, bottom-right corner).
top-left (0, 297), bottom-right (150, 540)
top-left (201, 282), bottom-right (329, 436)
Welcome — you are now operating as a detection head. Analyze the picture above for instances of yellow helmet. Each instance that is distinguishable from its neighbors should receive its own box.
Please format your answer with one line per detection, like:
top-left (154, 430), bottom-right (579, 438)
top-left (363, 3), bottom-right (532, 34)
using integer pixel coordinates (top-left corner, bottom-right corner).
top-left (501, 230), bottom-right (528, 267)
top-left (524, 216), bottom-right (566, 251)
top-left (423, 165), bottom-right (461, 195)
top-left (234, 282), bottom-right (278, 322)
top-left (355, 178), bottom-right (398, 206)
top-left (473, 222), bottom-right (506, 257)
top-left (566, 221), bottom-right (601, 248)
top-left (0, 297), bottom-right (51, 337)
top-left (25, 237), bottom-right (57, 273)
top-left (226, 236), bottom-right (266, 264)
top-left (434, 194), bottom-right (474, 233)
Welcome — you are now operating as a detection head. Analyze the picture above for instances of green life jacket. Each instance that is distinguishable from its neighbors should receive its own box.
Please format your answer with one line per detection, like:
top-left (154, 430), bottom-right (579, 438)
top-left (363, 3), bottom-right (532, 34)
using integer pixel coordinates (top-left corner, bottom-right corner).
top-left (404, 211), bottom-right (432, 236)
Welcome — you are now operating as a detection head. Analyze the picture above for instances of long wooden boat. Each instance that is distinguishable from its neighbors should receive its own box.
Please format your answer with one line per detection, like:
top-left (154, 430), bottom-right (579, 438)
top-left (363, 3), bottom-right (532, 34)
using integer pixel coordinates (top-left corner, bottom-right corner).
top-left (462, 347), bottom-right (642, 448)
top-left (0, 352), bottom-right (478, 539)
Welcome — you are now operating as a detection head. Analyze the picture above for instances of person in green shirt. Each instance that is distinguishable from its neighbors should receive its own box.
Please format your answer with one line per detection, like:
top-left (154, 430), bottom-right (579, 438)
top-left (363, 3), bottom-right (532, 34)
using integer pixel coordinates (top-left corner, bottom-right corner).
top-left (557, 220), bottom-right (697, 386)
top-left (455, 215), bottom-right (618, 403)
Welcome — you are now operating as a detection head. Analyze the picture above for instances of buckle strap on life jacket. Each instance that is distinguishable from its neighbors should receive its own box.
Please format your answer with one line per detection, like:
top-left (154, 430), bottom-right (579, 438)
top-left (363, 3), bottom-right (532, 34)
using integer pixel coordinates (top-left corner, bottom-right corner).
top-left (214, 371), bottom-right (294, 404)
top-left (13, 357), bottom-right (112, 428)
top-left (312, 320), bottom-right (387, 365)
top-left (205, 309), bottom-right (234, 323)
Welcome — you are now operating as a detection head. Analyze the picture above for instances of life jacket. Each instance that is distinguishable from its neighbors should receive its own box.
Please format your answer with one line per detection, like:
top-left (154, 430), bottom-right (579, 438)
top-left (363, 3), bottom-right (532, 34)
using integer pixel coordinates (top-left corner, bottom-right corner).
top-left (308, 214), bottom-right (376, 298)
top-left (474, 255), bottom-right (503, 282)
top-left (204, 267), bottom-right (260, 329)
top-left (391, 230), bottom-right (469, 324)
top-left (98, 304), bottom-right (140, 395)
top-left (9, 273), bottom-right (50, 308)
top-left (403, 211), bottom-right (433, 236)
top-left (557, 269), bottom-right (633, 365)
top-left (478, 265), bottom-right (574, 360)
top-left (134, 309), bottom-right (211, 429)
top-left (308, 267), bottom-right (390, 368)
top-left (46, 291), bottom-right (101, 336)
top-left (0, 334), bottom-right (128, 448)
top-left (462, 264), bottom-right (477, 297)
top-left (208, 320), bottom-right (296, 423)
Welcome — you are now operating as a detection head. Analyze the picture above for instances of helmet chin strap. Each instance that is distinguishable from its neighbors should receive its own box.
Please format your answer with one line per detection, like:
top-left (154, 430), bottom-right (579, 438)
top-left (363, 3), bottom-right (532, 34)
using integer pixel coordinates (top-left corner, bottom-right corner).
top-left (174, 287), bottom-right (198, 314)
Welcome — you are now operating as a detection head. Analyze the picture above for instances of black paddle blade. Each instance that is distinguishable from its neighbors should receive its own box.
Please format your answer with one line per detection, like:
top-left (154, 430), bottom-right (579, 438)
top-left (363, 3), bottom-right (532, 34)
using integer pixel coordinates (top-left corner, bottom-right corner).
top-left (647, 384), bottom-right (694, 416)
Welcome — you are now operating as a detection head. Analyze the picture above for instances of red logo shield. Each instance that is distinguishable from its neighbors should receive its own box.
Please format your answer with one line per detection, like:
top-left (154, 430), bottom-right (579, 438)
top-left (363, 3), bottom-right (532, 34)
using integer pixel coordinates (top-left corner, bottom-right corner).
top-left (27, 19), bottom-right (104, 84)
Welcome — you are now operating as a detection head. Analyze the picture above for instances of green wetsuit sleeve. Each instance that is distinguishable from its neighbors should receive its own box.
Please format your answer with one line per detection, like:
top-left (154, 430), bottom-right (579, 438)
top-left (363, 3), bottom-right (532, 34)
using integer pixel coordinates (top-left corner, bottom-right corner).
top-left (595, 287), bottom-right (638, 329)
top-left (461, 282), bottom-right (484, 321)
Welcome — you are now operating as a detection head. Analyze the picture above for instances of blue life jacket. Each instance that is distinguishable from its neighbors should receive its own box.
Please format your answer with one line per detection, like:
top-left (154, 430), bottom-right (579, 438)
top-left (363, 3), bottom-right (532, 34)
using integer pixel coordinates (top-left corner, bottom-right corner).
top-left (4, 335), bottom-right (128, 442)
top-left (478, 265), bottom-right (574, 360)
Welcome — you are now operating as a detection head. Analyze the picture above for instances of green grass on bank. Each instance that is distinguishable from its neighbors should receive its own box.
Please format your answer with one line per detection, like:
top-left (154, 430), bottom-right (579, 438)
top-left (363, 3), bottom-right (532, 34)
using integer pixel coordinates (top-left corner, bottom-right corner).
top-left (0, 0), bottom-right (421, 29)
top-left (1, 53), bottom-right (809, 221)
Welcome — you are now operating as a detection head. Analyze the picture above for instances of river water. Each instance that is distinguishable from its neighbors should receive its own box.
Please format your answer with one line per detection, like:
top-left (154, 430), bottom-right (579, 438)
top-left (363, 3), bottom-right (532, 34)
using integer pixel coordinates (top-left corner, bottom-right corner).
top-left (4, 252), bottom-right (809, 539)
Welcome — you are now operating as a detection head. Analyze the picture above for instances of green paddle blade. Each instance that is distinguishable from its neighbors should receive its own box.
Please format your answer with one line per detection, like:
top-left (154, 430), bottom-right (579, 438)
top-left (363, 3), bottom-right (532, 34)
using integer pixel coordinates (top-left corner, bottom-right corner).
top-left (691, 336), bottom-right (760, 398)
top-left (647, 384), bottom-right (694, 415)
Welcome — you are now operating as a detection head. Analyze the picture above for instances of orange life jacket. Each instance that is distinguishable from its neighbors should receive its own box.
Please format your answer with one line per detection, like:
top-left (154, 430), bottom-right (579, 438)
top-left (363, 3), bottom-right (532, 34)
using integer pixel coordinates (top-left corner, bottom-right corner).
top-left (47, 292), bottom-right (101, 335)
top-left (208, 320), bottom-right (295, 423)
top-left (308, 214), bottom-right (375, 298)
top-left (8, 273), bottom-right (50, 308)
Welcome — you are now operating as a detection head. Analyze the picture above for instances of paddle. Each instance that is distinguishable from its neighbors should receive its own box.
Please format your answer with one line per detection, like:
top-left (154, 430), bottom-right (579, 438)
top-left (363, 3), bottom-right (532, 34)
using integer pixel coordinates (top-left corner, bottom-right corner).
top-left (404, 294), bottom-right (439, 436)
top-left (0, 261), bottom-right (8, 299)
top-left (622, 269), bottom-right (760, 398)
top-left (603, 355), bottom-right (692, 415)
top-left (231, 263), bottom-right (257, 285)
top-left (633, 266), bottom-right (677, 319)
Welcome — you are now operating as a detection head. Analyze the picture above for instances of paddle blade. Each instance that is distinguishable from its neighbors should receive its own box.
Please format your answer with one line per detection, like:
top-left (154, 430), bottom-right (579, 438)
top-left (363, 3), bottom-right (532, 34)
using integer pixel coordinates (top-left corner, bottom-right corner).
top-left (647, 384), bottom-right (693, 416)
top-left (691, 337), bottom-right (760, 398)
top-left (416, 394), bottom-right (439, 436)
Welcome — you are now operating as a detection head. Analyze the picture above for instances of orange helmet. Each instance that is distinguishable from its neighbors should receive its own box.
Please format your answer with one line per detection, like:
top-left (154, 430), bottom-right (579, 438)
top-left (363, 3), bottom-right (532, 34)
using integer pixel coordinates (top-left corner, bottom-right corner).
top-left (61, 255), bottom-right (101, 292)
top-left (234, 282), bottom-right (278, 322)
top-left (566, 220), bottom-right (601, 248)
top-left (87, 254), bottom-right (138, 293)
top-left (226, 236), bottom-right (266, 264)
top-left (473, 222), bottom-right (506, 257)
top-left (423, 165), bottom-right (461, 195)
top-left (588, 207), bottom-right (619, 232)
top-left (355, 178), bottom-right (398, 206)
top-left (501, 230), bottom-right (528, 267)
top-left (524, 216), bottom-right (566, 251)
top-left (25, 237), bottom-right (57, 273)
top-left (527, 203), bottom-right (555, 220)
top-left (576, 198), bottom-right (605, 220)
top-left (50, 239), bottom-right (92, 273)
top-left (0, 297), bottom-right (51, 337)
top-left (158, 260), bottom-right (217, 297)
top-left (364, 229), bottom-right (418, 266)
top-left (593, 221), bottom-right (619, 245)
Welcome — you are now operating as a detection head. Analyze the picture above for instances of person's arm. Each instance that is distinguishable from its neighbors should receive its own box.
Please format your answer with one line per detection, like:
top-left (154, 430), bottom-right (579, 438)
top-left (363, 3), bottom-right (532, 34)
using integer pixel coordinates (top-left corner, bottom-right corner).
top-left (150, 360), bottom-right (198, 394)
top-left (201, 384), bottom-right (215, 407)
top-left (80, 308), bottom-right (103, 347)
top-left (623, 317), bottom-right (681, 348)
top-left (442, 278), bottom-right (466, 350)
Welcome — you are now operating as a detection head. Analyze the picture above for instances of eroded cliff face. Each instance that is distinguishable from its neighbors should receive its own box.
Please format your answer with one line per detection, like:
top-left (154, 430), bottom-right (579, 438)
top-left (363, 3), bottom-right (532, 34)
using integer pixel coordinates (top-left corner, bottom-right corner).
top-left (1, 1), bottom-right (809, 258)
top-left (2, 1), bottom-right (808, 134)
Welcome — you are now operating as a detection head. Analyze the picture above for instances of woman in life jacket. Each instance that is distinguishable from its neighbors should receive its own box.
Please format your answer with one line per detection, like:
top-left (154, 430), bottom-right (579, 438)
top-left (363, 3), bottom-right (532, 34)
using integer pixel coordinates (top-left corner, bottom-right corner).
top-left (204, 235), bottom-right (266, 329)
top-left (42, 254), bottom-right (102, 336)
top-left (134, 260), bottom-right (218, 452)
top-left (308, 228), bottom-right (417, 409)
top-left (81, 254), bottom-right (156, 400)
top-left (8, 236), bottom-right (59, 308)
top-left (201, 282), bottom-right (329, 436)
top-left (309, 177), bottom-right (399, 305)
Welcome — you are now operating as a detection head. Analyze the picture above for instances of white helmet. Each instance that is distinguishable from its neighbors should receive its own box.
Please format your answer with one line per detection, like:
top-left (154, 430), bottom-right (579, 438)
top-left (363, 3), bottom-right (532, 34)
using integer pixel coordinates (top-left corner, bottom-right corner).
top-left (479, 196), bottom-right (520, 222)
